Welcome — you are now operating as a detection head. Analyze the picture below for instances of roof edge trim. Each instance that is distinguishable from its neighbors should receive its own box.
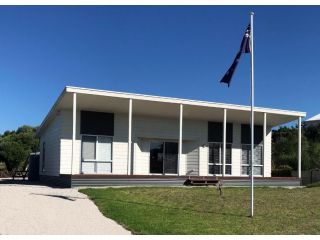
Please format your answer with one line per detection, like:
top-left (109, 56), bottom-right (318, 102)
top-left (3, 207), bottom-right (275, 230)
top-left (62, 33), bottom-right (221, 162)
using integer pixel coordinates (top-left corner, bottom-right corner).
top-left (65, 86), bottom-right (306, 117)
top-left (36, 87), bottom-right (67, 137)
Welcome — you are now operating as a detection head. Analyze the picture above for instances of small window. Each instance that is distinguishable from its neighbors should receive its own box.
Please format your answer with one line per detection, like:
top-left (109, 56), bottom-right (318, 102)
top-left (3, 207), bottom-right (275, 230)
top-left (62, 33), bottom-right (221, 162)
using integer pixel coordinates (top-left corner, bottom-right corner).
top-left (42, 142), bottom-right (46, 172)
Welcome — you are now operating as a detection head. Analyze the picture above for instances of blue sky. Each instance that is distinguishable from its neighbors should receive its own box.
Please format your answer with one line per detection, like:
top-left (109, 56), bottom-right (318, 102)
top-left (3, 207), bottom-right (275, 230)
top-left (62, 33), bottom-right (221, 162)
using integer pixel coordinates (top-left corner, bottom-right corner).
top-left (0, 5), bottom-right (318, 133)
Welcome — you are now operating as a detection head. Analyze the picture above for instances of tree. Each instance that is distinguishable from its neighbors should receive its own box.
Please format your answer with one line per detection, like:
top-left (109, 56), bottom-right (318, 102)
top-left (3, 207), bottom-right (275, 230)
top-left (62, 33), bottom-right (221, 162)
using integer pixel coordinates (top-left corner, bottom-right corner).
top-left (307, 142), bottom-right (320, 169)
top-left (272, 123), bottom-right (320, 172)
top-left (304, 123), bottom-right (320, 143)
top-left (272, 126), bottom-right (310, 170)
top-left (0, 125), bottom-right (39, 172)
top-left (0, 141), bottom-right (26, 171)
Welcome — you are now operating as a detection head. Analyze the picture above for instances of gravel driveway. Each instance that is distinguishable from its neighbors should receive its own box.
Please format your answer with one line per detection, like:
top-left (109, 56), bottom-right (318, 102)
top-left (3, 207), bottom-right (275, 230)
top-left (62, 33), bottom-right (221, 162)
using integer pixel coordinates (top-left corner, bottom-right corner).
top-left (0, 182), bottom-right (131, 235)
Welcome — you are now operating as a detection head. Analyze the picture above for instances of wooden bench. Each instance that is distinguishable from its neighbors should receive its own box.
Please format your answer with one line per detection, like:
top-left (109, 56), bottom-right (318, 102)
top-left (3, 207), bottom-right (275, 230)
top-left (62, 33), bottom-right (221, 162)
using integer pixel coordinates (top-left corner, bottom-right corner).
top-left (12, 168), bottom-right (28, 180)
top-left (184, 177), bottom-right (223, 195)
top-left (184, 177), bottom-right (220, 186)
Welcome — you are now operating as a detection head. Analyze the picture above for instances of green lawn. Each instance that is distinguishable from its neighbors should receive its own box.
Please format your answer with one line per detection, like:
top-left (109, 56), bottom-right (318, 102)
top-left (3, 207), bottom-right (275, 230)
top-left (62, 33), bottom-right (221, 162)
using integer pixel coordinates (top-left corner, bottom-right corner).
top-left (80, 186), bottom-right (320, 234)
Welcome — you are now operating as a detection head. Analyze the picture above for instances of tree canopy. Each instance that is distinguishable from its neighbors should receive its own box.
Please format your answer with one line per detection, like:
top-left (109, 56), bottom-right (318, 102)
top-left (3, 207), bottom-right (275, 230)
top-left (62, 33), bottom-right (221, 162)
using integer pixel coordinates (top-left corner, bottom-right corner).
top-left (272, 123), bottom-right (320, 171)
top-left (0, 125), bottom-right (39, 171)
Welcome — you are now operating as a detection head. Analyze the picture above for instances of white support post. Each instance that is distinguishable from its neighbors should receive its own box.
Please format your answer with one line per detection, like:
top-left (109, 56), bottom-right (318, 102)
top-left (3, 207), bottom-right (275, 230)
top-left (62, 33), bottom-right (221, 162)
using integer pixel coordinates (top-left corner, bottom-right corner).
top-left (178, 104), bottom-right (183, 176)
top-left (222, 108), bottom-right (227, 177)
top-left (71, 92), bottom-right (77, 175)
top-left (127, 99), bottom-right (133, 175)
top-left (298, 116), bottom-right (302, 179)
top-left (263, 113), bottom-right (267, 177)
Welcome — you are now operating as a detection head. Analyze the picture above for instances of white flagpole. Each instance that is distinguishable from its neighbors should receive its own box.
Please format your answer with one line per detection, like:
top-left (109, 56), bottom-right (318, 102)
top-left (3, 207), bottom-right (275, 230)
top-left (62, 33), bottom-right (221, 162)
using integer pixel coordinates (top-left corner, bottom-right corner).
top-left (250, 12), bottom-right (255, 217)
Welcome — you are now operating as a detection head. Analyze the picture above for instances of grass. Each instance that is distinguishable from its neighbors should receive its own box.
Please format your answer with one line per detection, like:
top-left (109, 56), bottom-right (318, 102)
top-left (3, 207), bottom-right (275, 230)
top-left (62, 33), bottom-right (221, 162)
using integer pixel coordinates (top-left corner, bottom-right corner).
top-left (307, 182), bottom-right (320, 188)
top-left (80, 186), bottom-right (320, 234)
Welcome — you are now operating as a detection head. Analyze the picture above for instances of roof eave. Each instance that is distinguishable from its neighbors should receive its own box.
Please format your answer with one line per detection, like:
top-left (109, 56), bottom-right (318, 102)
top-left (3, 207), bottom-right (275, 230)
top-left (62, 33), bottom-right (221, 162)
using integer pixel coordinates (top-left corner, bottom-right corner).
top-left (65, 86), bottom-right (306, 118)
top-left (36, 87), bottom-right (67, 137)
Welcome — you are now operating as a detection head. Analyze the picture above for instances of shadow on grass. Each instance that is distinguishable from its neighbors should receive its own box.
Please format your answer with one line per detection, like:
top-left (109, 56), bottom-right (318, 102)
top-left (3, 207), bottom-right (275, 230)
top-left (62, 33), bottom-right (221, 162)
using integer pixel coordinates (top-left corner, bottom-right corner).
top-left (88, 195), bottom-right (246, 218)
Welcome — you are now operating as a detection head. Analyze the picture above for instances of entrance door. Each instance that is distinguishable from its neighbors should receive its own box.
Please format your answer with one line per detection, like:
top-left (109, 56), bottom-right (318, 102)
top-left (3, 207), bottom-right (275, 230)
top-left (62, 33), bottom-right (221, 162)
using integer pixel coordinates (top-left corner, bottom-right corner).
top-left (150, 141), bottom-right (178, 174)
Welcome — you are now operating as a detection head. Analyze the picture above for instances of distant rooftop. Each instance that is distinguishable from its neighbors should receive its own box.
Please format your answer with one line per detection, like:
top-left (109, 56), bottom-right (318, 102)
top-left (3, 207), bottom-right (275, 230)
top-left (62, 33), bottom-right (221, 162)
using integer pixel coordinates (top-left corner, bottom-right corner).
top-left (306, 113), bottom-right (320, 122)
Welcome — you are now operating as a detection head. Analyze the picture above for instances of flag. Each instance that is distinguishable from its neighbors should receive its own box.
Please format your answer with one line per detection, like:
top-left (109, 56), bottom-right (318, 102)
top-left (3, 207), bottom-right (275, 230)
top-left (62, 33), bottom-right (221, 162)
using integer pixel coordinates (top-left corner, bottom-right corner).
top-left (240, 24), bottom-right (251, 53)
top-left (220, 24), bottom-right (251, 87)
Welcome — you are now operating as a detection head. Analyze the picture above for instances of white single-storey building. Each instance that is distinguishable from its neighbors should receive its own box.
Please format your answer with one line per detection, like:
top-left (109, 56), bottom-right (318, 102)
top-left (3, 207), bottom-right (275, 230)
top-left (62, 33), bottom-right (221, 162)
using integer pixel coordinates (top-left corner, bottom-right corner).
top-left (36, 86), bottom-right (306, 187)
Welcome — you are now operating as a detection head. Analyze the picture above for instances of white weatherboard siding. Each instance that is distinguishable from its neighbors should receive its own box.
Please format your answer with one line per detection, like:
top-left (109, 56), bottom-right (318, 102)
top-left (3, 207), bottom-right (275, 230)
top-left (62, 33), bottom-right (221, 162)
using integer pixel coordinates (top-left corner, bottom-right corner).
top-left (199, 145), bottom-right (208, 176)
top-left (113, 113), bottom-right (129, 174)
top-left (186, 144), bottom-right (199, 176)
top-left (49, 110), bottom-right (273, 177)
top-left (232, 123), bottom-right (242, 176)
top-left (60, 110), bottom-right (72, 174)
top-left (39, 113), bottom-right (61, 176)
top-left (264, 127), bottom-right (272, 177)
top-left (133, 138), bottom-right (150, 175)
top-left (198, 121), bottom-right (208, 176)
top-left (60, 110), bottom-right (80, 174)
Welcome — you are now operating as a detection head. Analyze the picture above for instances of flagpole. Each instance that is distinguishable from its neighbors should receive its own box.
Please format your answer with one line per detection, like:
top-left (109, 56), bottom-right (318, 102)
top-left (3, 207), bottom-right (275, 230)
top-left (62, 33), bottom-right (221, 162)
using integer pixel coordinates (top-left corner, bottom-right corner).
top-left (250, 11), bottom-right (255, 217)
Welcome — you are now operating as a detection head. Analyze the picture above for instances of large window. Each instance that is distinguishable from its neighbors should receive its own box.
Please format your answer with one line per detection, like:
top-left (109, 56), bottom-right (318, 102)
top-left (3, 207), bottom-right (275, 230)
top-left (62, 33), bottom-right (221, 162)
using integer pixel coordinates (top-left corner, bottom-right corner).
top-left (207, 121), bottom-right (233, 175)
top-left (241, 144), bottom-right (263, 176)
top-left (208, 143), bottom-right (232, 175)
top-left (241, 124), bottom-right (264, 176)
top-left (81, 135), bottom-right (113, 174)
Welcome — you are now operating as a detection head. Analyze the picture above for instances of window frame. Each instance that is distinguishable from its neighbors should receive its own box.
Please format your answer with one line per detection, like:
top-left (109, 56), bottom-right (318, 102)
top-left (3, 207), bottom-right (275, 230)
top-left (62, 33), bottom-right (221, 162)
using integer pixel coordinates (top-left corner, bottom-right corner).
top-left (241, 143), bottom-right (264, 176)
top-left (81, 134), bottom-right (113, 174)
top-left (208, 142), bottom-right (232, 176)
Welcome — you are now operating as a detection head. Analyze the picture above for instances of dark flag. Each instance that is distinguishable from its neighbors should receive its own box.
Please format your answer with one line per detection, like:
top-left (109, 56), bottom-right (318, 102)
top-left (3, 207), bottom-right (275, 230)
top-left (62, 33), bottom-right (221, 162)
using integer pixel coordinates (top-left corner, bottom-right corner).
top-left (240, 24), bottom-right (251, 53)
top-left (220, 24), bottom-right (251, 87)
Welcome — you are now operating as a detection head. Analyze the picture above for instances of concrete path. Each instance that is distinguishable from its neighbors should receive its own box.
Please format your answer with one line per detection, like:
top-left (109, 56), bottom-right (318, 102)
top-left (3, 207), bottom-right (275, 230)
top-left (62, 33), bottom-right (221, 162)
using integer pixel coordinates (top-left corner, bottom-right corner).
top-left (0, 182), bottom-right (131, 234)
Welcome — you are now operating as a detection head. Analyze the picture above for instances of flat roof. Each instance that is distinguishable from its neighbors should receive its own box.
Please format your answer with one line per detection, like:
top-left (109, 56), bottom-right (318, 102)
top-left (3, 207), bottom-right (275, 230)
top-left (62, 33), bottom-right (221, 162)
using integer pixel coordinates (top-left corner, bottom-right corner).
top-left (36, 86), bottom-right (306, 136)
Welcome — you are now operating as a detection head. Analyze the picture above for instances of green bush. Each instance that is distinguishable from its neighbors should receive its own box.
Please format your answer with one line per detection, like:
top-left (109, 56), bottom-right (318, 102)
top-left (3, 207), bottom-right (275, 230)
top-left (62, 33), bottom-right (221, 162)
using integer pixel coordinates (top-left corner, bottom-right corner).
top-left (0, 125), bottom-right (39, 171)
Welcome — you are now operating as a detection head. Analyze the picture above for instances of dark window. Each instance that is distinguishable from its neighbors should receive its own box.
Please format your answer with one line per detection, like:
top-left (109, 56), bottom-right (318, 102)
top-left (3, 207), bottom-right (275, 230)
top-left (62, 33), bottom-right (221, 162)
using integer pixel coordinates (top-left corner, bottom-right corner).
top-left (209, 143), bottom-right (220, 164)
top-left (225, 165), bottom-right (232, 175)
top-left (208, 122), bottom-right (233, 143)
top-left (80, 111), bottom-right (114, 136)
top-left (209, 165), bottom-right (222, 175)
top-left (241, 124), bottom-right (263, 144)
